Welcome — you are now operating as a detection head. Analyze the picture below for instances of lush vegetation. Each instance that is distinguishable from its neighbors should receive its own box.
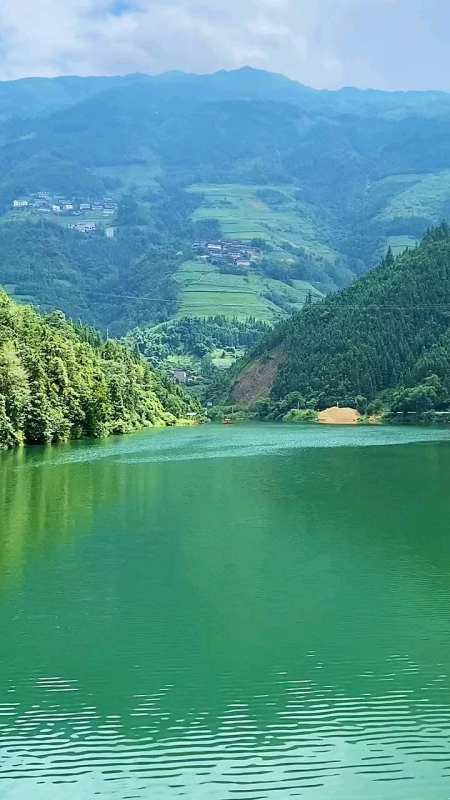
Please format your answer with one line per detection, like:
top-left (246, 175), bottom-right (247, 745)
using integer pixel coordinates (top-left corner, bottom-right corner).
top-left (231, 225), bottom-right (450, 416)
top-left (126, 316), bottom-right (270, 366)
top-left (5, 68), bottom-right (450, 370)
top-left (4, 68), bottom-right (450, 315)
top-left (282, 408), bottom-right (319, 423)
top-left (0, 191), bottom-right (194, 335)
top-left (174, 258), bottom-right (321, 322)
top-left (0, 289), bottom-right (200, 449)
top-left (188, 184), bottom-right (344, 291)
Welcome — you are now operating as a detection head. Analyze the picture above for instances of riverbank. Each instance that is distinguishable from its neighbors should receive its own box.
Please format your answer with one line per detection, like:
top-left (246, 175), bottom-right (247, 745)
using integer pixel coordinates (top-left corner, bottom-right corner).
top-left (318, 407), bottom-right (361, 424)
top-left (385, 410), bottom-right (450, 425)
top-left (0, 416), bottom-right (204, 452)
top-left (207, 403), bottom-right (450, 427)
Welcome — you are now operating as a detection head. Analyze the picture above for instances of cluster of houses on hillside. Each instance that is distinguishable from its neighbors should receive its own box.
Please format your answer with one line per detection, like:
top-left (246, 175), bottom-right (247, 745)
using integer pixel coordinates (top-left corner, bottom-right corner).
top-left (66, 222), bottom-right (116, 237)
top-left (11, 193), bottom-right (118, 221)
top-left (192, 240), bottom-right (261, 268)
top-left (67, 221), bottom-right (98, 234)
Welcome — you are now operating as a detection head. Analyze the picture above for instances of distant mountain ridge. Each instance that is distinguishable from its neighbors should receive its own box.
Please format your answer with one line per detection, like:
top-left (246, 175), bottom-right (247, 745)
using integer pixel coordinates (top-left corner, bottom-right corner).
top-left (2, 66), bottom-right (450, 120)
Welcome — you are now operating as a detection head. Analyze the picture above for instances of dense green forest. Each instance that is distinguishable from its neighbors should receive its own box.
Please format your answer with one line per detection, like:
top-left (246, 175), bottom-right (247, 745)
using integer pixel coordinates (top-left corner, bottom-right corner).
top-left (0, 289), bottom-right (200, 449)
top-left (126, 316), bottom-right (270, 366)
top-left (231, 225), bottom-right (450, 415)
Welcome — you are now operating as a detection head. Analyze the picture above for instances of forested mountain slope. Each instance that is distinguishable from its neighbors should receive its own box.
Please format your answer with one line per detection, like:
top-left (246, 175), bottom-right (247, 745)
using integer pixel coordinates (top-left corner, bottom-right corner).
top-left (5, 68), bottom-right (450, 343)
top-left (231, 225), bottom-right (450, 411)
top-left (4, 69), bottom-right (450, 271)
top-left (0, 289), bottom-right (199, 449)
top-left (0, 218), bottom-right (181, 334)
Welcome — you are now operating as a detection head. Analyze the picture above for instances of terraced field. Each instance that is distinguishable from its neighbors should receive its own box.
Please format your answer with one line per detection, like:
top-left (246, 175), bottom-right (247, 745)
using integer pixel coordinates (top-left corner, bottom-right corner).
top-left (386, 235), bottom-right (419, 255)
top-left (175, 260), bottom-right (322, 322)
top-left (188, 184), bottom-right (339, 262)
top-left (378, 170), bottom-right (450, 222)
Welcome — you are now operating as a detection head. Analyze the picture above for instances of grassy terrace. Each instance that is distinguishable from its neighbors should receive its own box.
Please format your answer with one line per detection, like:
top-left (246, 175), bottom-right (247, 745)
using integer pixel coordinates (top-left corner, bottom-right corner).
top-left (175, 260), bottom-right (322, 322)
top-left (386, 235), bottom-right (419, 256)
top-left (188, 183), bottom-right (339, 262)
top-left (378, 170), bottom-right (450, 222)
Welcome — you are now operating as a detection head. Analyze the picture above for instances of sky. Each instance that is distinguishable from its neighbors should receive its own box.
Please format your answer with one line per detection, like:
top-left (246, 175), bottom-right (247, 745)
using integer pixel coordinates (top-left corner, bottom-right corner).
top-left (1, 0), bottom-right (450, 90)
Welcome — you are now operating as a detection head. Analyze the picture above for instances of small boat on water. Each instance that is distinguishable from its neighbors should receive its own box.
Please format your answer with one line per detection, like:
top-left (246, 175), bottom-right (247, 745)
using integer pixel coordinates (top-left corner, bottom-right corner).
top-left (223, 417), bottom-right (233, 425)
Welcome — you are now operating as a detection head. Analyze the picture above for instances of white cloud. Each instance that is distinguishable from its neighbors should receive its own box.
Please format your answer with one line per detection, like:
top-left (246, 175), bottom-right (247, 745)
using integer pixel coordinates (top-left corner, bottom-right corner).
top-left (0, 0), bottom-right (449, 90)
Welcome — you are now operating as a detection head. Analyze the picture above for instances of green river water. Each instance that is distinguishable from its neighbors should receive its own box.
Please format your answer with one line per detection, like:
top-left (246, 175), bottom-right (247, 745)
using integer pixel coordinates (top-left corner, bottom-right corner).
top-left (1, 423), bottom-right (450, 799)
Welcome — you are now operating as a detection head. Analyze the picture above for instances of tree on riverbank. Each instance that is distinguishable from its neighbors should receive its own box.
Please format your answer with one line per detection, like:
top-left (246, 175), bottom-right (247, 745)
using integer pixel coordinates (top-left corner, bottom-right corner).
top-left (0, 290), bottom-right (200, 448)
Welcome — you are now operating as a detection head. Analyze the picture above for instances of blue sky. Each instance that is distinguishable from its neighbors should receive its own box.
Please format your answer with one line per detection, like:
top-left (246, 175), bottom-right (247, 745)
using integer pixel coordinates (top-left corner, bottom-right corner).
top-left (111, 0), bottom-right (134, 15)
top-left (0, 0), bottom-right (449, 90)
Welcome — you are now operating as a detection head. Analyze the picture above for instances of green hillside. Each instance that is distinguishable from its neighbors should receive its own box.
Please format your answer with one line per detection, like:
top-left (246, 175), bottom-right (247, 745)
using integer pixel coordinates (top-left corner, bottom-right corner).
top-left (189, 184), bottom-right (339, 259)
top-left (0, 289), bottom-right (199, 449)
top-left (125, 316), bottom-right (270, 379)
top-left (4, 68), bottom-right (450, 349)
top-left (4, 68), bottom-right (450, 279)
top-left (175, 259), bottom-right (322, 321)
top-left (385, 235), bottom-right (419, 256)
top-left (377, 170), bottom-right (450, 222)
top-left (231, 225), bottom-right (450, 413)
top-left (0, 213), bottom-right (183, 336)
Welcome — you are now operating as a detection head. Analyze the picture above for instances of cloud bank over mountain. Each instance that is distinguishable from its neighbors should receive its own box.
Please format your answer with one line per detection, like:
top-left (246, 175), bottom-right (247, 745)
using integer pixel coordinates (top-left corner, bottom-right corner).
top-left (1, 0), bottom-right (449, 90)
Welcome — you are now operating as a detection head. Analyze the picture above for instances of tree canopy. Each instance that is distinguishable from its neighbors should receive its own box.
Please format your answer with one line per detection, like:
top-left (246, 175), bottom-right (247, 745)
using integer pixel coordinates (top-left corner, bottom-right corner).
top-left (232, 224), bottom-right (450, 414)
top-left (0, 289), bottom-right (200, 449)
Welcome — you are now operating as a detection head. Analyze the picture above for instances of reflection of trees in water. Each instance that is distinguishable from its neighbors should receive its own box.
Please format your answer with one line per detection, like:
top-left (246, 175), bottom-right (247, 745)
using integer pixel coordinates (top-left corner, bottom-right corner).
top-left (0, 444), bottom-right (89, 591)
top-left (0, 437), bottom-right (156, 594)
top-left (0, 436), bottom-right (450, 748)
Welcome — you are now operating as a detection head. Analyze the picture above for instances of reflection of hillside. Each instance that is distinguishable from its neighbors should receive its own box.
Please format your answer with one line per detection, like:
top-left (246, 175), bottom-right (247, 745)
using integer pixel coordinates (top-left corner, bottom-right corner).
top-left (0, 436), bottom-right (162, 595)
top-left (1, 431), bottom-right (450, 756)
top-left (0, 444), bottom-right (94, 592)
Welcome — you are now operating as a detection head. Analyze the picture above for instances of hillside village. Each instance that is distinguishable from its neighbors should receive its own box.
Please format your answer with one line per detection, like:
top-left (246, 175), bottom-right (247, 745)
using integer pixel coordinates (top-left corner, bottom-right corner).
top-left (11, 192), bottom-right (118, 234)
top-left (192, 239), bottom-right (262, 267)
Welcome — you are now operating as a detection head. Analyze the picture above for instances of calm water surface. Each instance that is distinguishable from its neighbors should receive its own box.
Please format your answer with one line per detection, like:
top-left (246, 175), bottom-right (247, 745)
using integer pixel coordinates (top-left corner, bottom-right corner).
top-left (1, 423), bottom-right (450, 799)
